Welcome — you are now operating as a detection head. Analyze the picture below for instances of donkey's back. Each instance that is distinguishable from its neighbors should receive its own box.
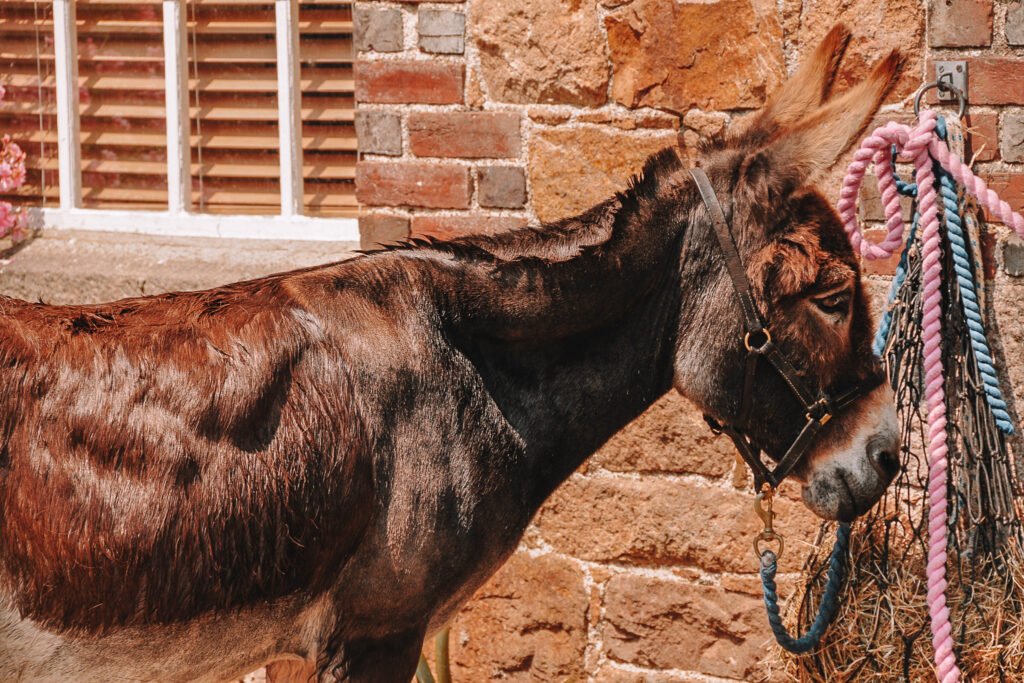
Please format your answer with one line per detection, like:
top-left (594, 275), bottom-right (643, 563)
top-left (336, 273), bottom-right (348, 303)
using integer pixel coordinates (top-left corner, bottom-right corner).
top-left (0, 265), bottom-right (384, 679)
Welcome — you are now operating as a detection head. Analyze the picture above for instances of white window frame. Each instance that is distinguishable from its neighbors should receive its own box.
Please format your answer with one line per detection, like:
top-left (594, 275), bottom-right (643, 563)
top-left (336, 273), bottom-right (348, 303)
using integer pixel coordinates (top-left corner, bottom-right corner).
top-left (30, 0), bottom-right (359, 242)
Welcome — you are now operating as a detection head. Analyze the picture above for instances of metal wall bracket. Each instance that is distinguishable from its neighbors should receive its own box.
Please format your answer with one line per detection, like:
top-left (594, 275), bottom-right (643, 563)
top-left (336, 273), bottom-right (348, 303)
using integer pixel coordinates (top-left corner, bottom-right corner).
top-left (935, 61), bottom-right (968, 101)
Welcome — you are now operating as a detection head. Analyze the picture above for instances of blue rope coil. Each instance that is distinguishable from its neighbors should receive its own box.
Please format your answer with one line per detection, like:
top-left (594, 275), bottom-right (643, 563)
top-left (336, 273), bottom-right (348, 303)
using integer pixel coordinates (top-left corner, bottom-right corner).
top-left (760, 523), bottom-right (851, 653)
top-left (934, 117), bottom-right (1015, 434)
top-left (873, 213), bottom-right (919, 356)
top-left (873, 145), bottom-right (921, 356)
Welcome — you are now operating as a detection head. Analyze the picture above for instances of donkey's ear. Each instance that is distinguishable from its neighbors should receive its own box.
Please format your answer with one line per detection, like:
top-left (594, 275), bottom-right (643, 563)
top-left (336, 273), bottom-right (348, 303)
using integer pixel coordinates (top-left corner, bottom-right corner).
top-left (749, 24), bottom-right (852, 137)
top-left (761, 50), bottom-right (903, 185)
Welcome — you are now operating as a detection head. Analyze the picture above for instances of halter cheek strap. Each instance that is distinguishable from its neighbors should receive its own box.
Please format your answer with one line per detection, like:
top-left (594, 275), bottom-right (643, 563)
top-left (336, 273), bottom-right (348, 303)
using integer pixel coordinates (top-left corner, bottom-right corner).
top-left (689, 168), bottom-right (865, 490)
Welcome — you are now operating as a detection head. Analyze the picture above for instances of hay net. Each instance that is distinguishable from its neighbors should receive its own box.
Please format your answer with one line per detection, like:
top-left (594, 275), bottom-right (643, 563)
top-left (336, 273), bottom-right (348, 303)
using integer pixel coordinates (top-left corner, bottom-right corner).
top-left (784, 148), bottom-right (1024, 682)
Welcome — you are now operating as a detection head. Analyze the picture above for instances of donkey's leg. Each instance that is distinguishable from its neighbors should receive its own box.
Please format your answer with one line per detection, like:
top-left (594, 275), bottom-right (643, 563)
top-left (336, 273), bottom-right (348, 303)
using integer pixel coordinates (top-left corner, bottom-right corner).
top-left (320, 629), bottom-right (424, 683)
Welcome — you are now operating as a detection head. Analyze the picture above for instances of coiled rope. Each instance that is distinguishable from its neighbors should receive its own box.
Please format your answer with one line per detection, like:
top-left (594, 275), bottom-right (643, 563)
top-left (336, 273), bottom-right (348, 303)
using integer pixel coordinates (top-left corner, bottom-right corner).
top-left (839, 108), bottom-right (1024, 683)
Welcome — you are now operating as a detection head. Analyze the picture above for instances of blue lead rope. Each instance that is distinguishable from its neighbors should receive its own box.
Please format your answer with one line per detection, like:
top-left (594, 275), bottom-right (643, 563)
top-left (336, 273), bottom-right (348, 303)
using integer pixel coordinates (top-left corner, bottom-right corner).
top-left (760, 523), bottom-right (851, 653)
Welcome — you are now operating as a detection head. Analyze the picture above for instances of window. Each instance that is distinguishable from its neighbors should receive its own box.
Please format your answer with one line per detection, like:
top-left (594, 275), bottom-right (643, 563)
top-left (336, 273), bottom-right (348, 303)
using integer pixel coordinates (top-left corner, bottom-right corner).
top-left (0, 0), bottom-right (357, 239)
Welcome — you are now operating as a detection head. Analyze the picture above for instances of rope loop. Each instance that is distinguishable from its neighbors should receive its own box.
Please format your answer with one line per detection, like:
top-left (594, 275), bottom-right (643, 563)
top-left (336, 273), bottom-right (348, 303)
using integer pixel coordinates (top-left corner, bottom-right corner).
top-left (760, 524), bottom-right (851, 654)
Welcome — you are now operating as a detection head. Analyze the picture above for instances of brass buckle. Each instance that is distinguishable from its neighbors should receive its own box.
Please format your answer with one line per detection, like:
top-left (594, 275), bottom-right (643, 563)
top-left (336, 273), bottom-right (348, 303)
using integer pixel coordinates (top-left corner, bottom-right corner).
top-left (753, 483), bottom-right (785, 560)
top-left (806, 398), bottom-right (833, 425)
top-left (743, 327), bottom-right (772, 352)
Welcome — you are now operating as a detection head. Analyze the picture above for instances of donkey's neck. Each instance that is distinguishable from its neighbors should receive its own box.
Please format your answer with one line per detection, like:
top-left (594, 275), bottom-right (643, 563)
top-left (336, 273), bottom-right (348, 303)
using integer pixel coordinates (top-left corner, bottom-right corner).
top-left (418, 149), bottom-right (704, 504)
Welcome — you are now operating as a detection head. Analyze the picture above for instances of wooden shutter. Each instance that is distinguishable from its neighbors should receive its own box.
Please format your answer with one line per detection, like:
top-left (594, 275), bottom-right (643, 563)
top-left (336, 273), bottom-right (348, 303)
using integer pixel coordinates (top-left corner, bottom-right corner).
top-left (0, 0), bottom-right (356, 217)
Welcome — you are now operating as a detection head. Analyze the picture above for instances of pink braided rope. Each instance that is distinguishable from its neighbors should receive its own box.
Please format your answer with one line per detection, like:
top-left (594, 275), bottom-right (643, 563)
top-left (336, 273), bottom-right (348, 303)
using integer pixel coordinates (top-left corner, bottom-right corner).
top-left (839, 110), bottom-right (1024, 683)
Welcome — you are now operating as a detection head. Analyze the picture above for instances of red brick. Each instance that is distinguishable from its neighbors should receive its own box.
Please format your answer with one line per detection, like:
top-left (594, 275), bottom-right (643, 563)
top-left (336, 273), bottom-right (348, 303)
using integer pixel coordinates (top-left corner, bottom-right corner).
top-left (980, 173), bottom-right (1024, 224)
top-left (356, 163), bottom-right (471, 209)
top-left (965, 58), bottom-right (1024, 106)
top-left (929, 0), bottom-right (992, 47)
top-left (967, 111), bottom-right (998, 162)
top-left (355, 59), bottom-right (464, 104)
top-left (860, 228), bottom-right (902, 277)
top-left (411, 214), bottom-right (527, 240)
top-left (408, 112), bottom-right (520, 158)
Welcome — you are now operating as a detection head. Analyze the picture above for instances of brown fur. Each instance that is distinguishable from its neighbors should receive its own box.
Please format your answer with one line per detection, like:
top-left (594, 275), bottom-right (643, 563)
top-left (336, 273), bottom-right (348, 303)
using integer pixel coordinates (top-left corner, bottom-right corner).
top-left (0, 275), bottom-right (374, 631)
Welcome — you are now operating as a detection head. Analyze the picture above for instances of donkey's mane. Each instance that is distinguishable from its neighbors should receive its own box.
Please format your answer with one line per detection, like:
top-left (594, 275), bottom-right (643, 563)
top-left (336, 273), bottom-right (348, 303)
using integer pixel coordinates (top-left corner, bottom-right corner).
top-left (368, 147), bottom-right (685, 266)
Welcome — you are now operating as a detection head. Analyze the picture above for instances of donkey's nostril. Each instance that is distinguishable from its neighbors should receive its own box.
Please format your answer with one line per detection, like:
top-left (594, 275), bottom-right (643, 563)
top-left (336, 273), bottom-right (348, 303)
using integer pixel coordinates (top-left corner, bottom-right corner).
top-left (870, 446), bottom-right (900, 479)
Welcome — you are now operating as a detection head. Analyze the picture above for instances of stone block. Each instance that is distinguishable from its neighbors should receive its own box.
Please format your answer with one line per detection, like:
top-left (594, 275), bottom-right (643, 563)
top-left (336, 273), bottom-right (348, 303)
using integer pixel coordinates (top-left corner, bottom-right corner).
top-left (791, 0), bottom-right (924, 100)
top-left (967, 111), bottom-right (998, 162)
top-left (1008, 1), bottom-right (1024, 45)
top-left (448, 553), bottom-right (588, 682)
top-left (418, 9), bottom-right (465, 54)
top-left (354, 111), bottom-right (402, 156)
top-left (477, 166), bottom-right (527, 209)
top-left (605, 0), bottom-right (784, 112)
top-left (410, 214), bottom-right (527, 241)
top-left (358, 214), bottom-right (410, 250)
top-left (1001, 110), bottom-right (1024, 163)
top-left (533, 473), bottom-right (819, 575)
top-left (588, 392), bottom-right (735, 478)
top-left (964, 58), bottom-right (1024, 105)
top-left (528, 127), bottom-right (676, 222)
top-left (601, 574), bottom-right (765, 680)
top-left (1005, 234), bottom-right (1024, 277)
top-left (353, 6), bottom-right (403, 53)
top-left (471, 0), bottom-right (609, 106)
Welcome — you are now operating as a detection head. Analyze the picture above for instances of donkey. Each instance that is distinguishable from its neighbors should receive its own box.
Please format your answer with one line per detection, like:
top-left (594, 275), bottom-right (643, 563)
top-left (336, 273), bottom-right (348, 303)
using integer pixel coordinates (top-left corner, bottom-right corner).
top-left (0, 25), bottom-right (900, 683)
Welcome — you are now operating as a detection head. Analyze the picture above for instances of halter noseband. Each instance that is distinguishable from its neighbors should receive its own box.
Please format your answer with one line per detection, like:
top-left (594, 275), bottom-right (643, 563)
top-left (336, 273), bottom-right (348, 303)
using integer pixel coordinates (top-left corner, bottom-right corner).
top-left (689, 168), bottom-right (865, 491)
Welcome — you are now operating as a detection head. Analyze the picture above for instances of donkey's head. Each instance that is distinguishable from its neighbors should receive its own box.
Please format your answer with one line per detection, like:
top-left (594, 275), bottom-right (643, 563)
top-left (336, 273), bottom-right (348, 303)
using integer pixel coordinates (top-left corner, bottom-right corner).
top-left (673, 25), bottom-right (901, 521)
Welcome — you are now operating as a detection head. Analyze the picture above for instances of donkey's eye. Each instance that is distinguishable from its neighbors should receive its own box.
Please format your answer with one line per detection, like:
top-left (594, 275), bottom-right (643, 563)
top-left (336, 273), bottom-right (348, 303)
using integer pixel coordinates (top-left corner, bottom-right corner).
top-left (813, 291), bottom-right (851, 316)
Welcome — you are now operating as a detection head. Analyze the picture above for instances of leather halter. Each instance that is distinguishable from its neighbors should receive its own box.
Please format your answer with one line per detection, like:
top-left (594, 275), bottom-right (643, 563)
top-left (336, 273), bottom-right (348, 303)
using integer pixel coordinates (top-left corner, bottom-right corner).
top-left (689, 168), bottom-right (865, 491)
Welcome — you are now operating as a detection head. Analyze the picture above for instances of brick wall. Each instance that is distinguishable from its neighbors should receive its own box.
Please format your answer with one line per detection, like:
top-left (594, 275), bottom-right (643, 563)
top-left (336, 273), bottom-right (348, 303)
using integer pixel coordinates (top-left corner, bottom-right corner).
top-left (352, 1), bottom-right (1024, 680)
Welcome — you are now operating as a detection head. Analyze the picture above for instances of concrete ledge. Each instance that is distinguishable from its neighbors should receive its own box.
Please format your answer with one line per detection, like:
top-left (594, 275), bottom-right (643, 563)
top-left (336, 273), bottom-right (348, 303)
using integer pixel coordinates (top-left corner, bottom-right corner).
top-left (0, 230), bottom-right (359, 305)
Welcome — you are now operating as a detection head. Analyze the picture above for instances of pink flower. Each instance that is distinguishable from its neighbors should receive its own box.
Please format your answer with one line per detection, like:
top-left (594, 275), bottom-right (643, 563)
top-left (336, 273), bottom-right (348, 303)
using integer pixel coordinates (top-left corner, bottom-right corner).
top-left (0, 202), bottom-right (26, 243)
top-left (0, 135), bottom-right (26, 192)
top-left (0, 201), bottom-right (15, 235)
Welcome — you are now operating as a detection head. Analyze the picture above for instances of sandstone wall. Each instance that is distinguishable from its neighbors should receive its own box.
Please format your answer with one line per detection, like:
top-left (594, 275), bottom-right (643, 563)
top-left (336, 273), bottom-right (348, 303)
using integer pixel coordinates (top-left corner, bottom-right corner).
top-left (352, 1), bottom-right (1024, 680)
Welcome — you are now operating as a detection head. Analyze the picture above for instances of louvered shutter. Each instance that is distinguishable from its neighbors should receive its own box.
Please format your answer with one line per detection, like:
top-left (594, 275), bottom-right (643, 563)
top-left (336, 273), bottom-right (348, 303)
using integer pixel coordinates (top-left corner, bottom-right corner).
top-left (0, 0), bottom-right (356, 217)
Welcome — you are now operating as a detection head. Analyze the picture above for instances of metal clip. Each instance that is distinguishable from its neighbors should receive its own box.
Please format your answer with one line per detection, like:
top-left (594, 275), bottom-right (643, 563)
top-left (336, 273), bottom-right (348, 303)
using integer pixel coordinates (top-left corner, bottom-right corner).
top-left (753, 484), bottom-right (785, 560)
